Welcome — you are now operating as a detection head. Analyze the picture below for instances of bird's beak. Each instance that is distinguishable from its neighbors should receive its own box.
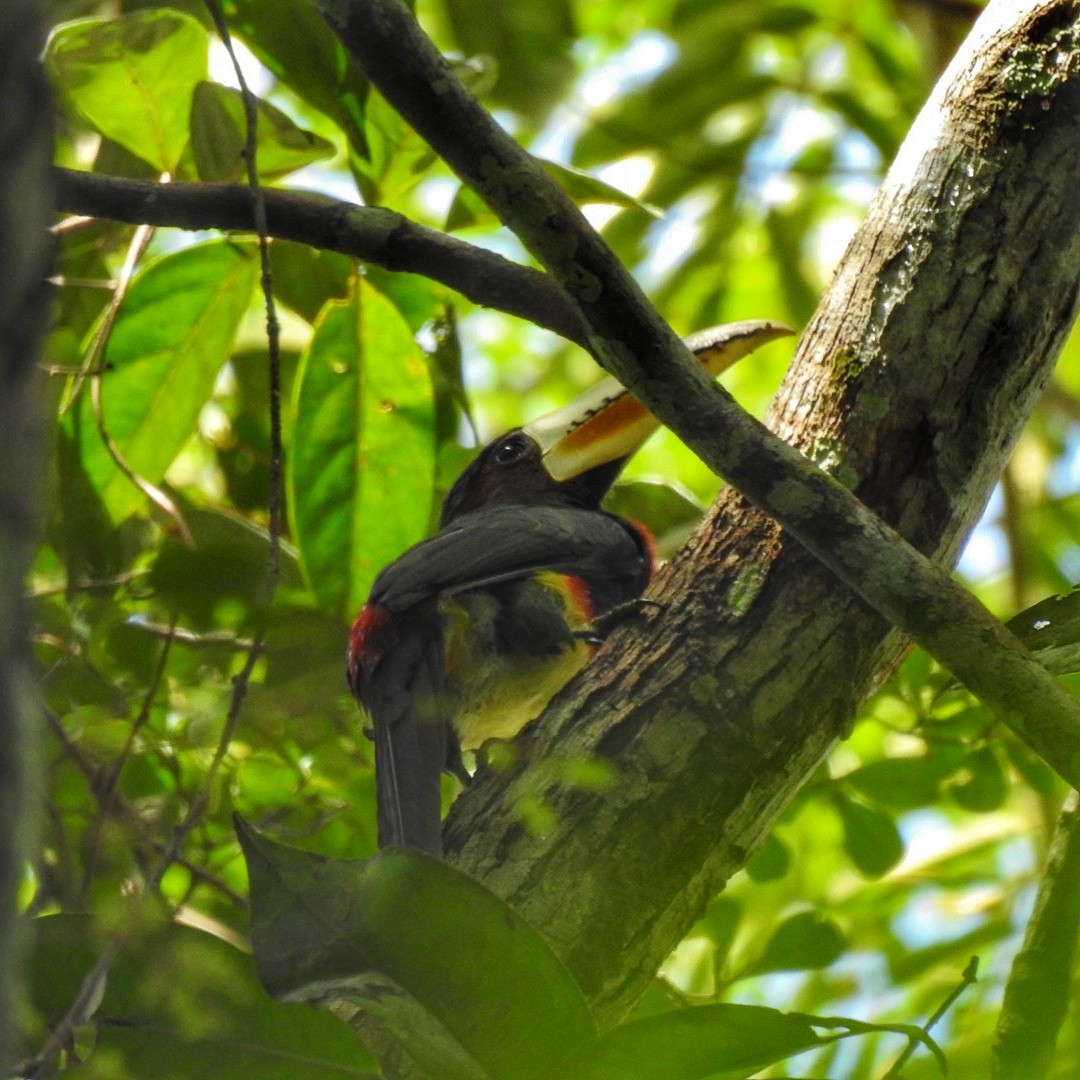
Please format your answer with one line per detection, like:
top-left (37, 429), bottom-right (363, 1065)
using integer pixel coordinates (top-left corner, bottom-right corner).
top-left (524, 319), bottom-right (794, 482)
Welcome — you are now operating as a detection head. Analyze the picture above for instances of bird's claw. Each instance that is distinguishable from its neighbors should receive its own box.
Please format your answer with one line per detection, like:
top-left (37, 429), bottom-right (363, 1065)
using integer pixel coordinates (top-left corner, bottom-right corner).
top-left (574, 597), bottom-right (664, 644)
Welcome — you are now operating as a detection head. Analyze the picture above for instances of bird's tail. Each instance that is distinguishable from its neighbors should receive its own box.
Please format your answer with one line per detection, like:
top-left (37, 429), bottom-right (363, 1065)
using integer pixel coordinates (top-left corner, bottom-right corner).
top-left (373, 640), bottom-right (449, 857)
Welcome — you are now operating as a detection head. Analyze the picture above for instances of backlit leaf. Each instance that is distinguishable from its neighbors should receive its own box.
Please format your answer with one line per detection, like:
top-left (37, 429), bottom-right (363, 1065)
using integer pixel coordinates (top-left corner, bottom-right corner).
top-left (289, 278), bottom-right (435, 618)
top-left (47, 10), bottom-right (207, 172)
top-left (65, 241), bottom-right (257, 523)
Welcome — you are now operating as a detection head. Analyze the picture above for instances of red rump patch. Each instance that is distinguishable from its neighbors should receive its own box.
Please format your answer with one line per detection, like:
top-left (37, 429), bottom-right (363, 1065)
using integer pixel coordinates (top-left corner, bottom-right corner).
top-left (348, 604), bottom-right (392, 692)
top-left (627, 519), bottom-right (658, 575)
top-left (562, 574), bottom-right (595, 623)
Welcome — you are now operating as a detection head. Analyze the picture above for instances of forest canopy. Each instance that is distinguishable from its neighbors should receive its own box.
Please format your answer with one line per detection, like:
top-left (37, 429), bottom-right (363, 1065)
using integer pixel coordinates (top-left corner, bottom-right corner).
top-left (10, 0), bottom-right (1080, 1078)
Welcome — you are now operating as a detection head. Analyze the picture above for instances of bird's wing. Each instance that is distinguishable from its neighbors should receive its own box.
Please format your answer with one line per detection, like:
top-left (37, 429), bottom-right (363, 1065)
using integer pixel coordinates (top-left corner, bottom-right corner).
top-left (369, 505), bottom-right (649, 613)
top-left (354, 506), bottom-right (649, 856)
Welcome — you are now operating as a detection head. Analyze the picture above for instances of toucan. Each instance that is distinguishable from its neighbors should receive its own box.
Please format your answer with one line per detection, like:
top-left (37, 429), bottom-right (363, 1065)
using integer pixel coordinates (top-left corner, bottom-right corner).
top-left (348, 320), bottom-right (791, 856)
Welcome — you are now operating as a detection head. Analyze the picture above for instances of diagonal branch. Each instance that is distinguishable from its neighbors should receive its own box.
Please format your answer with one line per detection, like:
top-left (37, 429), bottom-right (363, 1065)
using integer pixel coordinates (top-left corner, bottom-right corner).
top-left (315, 0), bottom-right (1080, 784)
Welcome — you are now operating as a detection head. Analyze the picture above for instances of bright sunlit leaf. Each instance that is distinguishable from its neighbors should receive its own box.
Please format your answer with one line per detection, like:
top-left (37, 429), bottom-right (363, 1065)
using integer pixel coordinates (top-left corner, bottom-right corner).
top-left (64, 241), bottom-right (257, 524)
top-left (47, 9), bottom-right (208, 171)
top-left (289, 278), bottom-right (435, 618)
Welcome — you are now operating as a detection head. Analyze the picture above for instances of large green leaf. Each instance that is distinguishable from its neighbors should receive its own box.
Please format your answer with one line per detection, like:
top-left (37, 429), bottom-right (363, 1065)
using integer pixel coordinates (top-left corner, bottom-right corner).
top-left (237, 820), bottom-right (596, 1079)
top-left (223, 0), bottom-right (369, 158)
top-left (65, 241), bottom-right (257, 523)
top-left (149, 503), bottom-right (306, 631)
top-left (443, 0), bottom-right (575, 122)
top-left (844, 747), bottom-right (967, 810)
top-left (22, 915), bottom-right (374, 1079)
top-left (46, 9), bottom-right (208, 172)
top-left (190, 82), bottom-right (335, 183)
top-left (555, 1004), bottom-right (824, 1080)
top-left (289, 278), bottom-right (435, 619)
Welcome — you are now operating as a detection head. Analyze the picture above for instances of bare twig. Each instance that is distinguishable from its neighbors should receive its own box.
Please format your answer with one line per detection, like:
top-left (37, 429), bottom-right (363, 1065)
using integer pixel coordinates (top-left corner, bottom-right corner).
top-left (883, 957), bottom-right (979, 1078)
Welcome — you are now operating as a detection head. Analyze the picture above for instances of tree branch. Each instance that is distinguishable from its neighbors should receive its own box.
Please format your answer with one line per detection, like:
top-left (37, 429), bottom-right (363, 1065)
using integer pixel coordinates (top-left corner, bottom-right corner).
top-left (52, 167), bottom-right (590, 347)
top-left (0, 0), bottom-right (51, 1068)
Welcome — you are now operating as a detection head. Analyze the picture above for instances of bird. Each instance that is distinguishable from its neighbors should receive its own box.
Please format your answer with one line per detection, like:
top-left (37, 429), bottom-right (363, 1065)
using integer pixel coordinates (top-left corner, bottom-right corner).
top-left (348, 319), bottom-right (791, 856)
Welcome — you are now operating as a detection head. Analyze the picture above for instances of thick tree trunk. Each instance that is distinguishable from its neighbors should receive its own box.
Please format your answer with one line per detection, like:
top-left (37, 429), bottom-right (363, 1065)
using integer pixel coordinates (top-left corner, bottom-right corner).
top-left (444, 0), bottom-right (1080, 1025)
top-left (0, 0), bottom-right (51, 1068)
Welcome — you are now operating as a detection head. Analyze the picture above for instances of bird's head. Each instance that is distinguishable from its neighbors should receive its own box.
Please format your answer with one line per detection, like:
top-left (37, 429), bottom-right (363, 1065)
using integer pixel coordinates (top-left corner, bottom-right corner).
top-left (440, 319), bottom-right (792, 526)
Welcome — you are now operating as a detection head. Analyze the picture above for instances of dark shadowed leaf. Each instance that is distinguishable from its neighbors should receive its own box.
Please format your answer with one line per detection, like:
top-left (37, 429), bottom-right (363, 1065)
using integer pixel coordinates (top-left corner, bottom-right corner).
top-left (237, 819), bottom-right (596, 1080)
top-left (1006, 588), bottom-right (1080, 675)
top-left (835, 793), bottom-right (904, 878)
top-left (604, 479), bottom-right (704, 558)
top-left (442, 0), bottom-right (575, 122)
top-left (745, 832), bottom-right (792, 882)
top-left (845, 748), bottom-right (967, 810)
top-left (948, 745), bottom-right (1008, 813)
top-left (267, 242), bottom-right (353, 324)
top-left (555, 1003), bottom-right (823, 1080)
top-left (223, 0), bottom-right (369, 158)
top-left (150, 504), bottom-right (305, 631)
top-left (746, 911), bottom-right (847, 976)
top-left (190, 82), bottom-right (334, 183)
top-left (22, 915), bottom-right (374, 1079)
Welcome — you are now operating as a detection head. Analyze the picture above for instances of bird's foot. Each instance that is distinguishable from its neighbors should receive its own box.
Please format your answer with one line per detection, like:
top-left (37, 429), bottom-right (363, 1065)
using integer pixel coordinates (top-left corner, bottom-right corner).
top-left (575, 597), bottom-right (664, 645)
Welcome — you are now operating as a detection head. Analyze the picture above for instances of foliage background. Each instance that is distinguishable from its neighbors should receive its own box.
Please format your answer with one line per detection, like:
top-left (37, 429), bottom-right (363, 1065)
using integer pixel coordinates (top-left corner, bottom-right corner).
top-left (22, 0), bottom-right (1080, 1076)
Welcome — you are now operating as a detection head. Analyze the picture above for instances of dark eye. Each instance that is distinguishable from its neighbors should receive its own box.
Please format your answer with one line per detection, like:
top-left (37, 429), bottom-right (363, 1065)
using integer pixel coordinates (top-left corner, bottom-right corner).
top-left (492, 432), bottom-right (533, 465)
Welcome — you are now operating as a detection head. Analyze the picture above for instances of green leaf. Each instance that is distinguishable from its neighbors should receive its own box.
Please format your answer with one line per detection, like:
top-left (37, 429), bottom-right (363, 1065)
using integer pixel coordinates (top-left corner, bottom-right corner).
top-left (443, 0), bottom-right (575, 123)
top-left (845, 748), bottom-right (966, 810)
top-left (223, 0), bottom-right (369, 158)
top-left (1006, 588), bottom-right (1080, 675)
top-left (746, 911), bottom-right (847, 976)
top-left (445, 155), bottom-right (661, 232)
top-left (835, 793), bottom-right (904, 878)
top-left (23, 915), bottom-right (374, 1079)
top-left (556, 1004), bottom-right (823, 1080)
top-left (269, 241), bottom-right (354, 324)
top-left (65, 241), bottom-right (257, 523)
top-left (47, 10), bottom-right (208, 172)
top-left (289, 278), bottom-right (435, 618)
top-left (744, 832), bottom-right (792, 883)
top-left (603, 479), bottom-right (704, 559)
top-left (353, 90), bottom-right (440, 204)
top-left (949, 745), bottom-right (1008, 813)
top-left (150, 503), bottom-right (305, 631)
top-left (236, 819), bottom-right (596, 1080)
top-left (543, 160), bottom-right (662, 216)
top-left (190, 82), bottom-right (335, 183)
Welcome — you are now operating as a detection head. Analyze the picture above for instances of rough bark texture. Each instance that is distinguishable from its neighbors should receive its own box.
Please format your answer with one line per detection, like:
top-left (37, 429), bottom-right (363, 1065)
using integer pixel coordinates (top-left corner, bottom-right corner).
top-left (0, 0), bottom-right (51, 1069)
top-left (444, 0), bottom-right (1080, 1026)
